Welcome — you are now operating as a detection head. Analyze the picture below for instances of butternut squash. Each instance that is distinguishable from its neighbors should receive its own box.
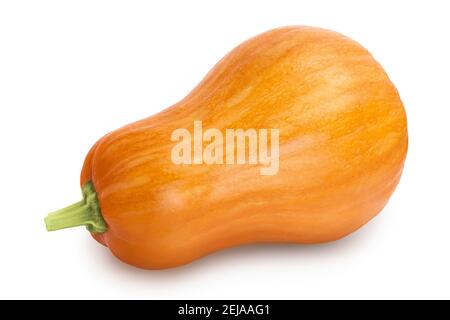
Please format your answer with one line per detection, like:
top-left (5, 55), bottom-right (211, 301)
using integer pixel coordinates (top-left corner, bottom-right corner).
top-left (44, 26), bottom-right (408, 269)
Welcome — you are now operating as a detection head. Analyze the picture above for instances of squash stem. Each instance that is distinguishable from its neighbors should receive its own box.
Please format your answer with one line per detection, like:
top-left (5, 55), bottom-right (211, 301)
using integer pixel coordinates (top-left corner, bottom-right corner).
top-left (44, 181), bottom-right (107, 233)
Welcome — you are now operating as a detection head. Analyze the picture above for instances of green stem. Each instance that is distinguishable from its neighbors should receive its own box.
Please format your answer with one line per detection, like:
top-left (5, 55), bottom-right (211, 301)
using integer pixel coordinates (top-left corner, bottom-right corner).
top-left (44, 181), bottom-right (107, 233)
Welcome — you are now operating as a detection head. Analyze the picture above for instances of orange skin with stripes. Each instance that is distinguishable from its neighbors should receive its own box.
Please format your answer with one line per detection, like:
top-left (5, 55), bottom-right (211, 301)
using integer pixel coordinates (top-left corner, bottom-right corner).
top-left (80, 26), bottom-right (408, 269)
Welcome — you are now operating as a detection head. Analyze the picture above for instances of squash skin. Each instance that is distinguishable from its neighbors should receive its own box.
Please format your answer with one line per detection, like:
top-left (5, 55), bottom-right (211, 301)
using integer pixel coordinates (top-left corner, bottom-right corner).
top-left (80, 26), bottom-right (408, 269)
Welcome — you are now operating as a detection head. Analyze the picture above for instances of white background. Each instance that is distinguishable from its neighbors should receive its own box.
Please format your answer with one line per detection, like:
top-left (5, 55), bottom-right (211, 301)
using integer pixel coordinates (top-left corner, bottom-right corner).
top-left (0, 0), bottom-right (449, 299)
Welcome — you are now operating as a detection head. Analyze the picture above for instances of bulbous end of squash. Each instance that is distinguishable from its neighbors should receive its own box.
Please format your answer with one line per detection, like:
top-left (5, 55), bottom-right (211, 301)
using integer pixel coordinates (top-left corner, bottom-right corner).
top-left (44, 181), bottom-right (107, 233)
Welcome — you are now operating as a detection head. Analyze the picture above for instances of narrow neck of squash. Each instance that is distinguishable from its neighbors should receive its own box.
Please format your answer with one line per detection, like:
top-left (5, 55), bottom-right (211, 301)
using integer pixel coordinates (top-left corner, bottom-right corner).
top-left (44, 181), bottom-right (107, 233)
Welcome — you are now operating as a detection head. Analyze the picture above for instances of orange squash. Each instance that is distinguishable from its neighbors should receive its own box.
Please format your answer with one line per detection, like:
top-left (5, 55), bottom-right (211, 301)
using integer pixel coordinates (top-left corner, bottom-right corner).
top-left (45, 26), bottom-right (408, 269)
